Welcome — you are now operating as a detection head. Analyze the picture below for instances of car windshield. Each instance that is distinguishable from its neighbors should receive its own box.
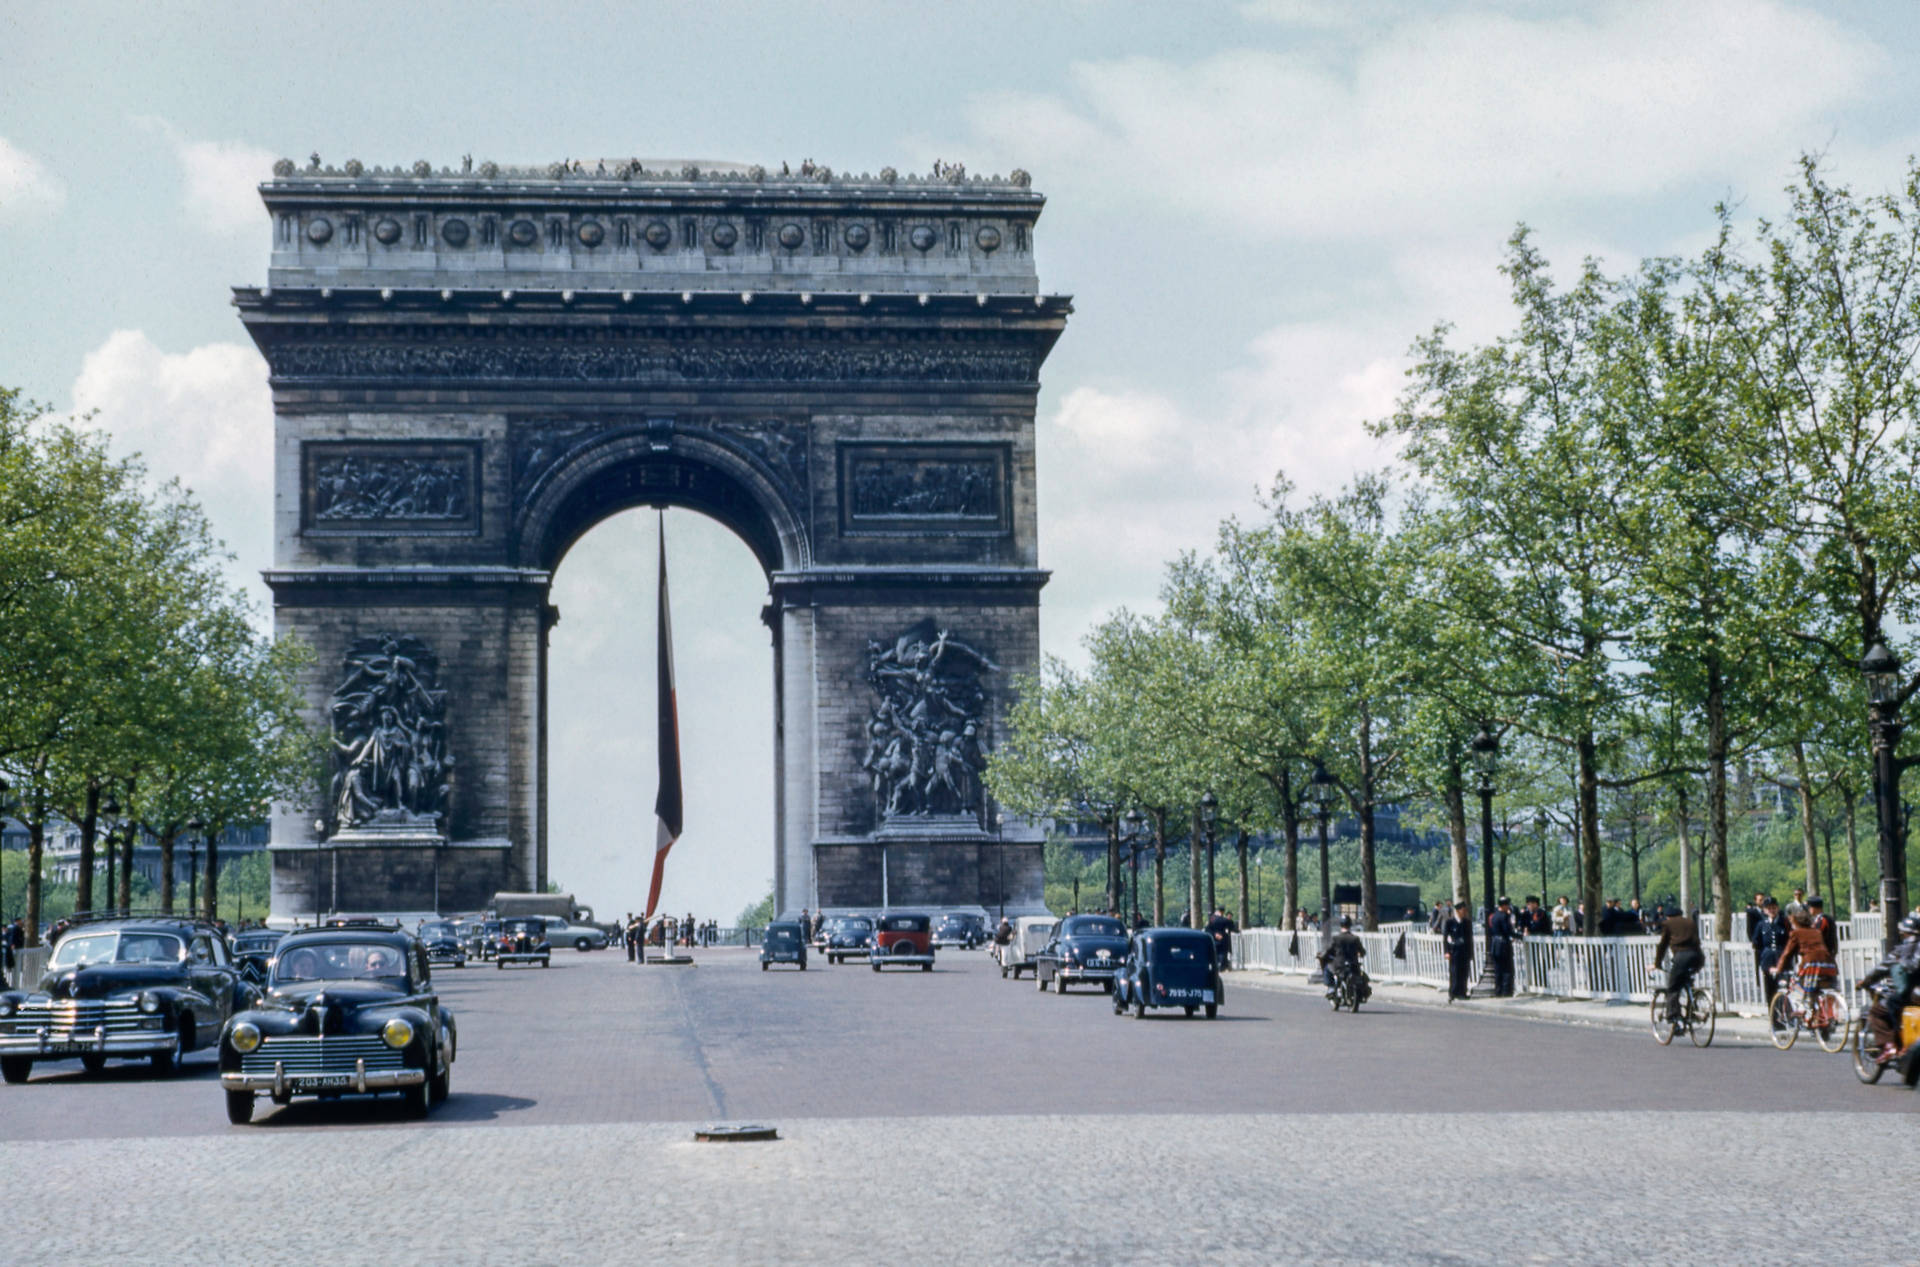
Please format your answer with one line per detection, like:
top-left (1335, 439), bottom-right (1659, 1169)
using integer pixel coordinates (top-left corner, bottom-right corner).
top-left (420, 923), bottom-right (456, 938)
top-left (274, 941), bottom-right (409, 984)
top-left (842, 919), bottom-right (872, 932)
top-left (50, 931), bottom-right (185, 968)
top-left (503, 920), bottom-right (542, 934)
top-left (1065, 917), bottom-right (1125, 937)
top-left (768, 928), bottom-right (800, 943)
top-left (1151, 939), bottom-right (1213, 967)
top-left (880, 917), bottom-right (926, 932)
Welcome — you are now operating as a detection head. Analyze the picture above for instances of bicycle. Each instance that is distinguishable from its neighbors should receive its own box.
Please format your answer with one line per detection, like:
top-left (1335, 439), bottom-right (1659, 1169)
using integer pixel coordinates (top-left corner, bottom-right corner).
top-left (1649, 968), bottom-right (1716, 1047)
top-left (1768, 968), bottom-right (1848, 1053)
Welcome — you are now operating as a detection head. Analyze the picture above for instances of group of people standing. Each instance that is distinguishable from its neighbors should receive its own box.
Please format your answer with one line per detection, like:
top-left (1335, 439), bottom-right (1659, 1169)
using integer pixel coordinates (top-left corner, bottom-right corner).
top-left (622, 911), bottom-right (717, 960)
top-left (1746, 889), bottom-right (1839, 999)
top-left (1435, 895), bottom-right (1557, 1000)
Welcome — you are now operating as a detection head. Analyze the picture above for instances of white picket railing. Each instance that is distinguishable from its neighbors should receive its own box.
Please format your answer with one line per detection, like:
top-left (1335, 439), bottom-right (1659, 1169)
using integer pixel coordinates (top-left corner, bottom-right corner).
top-left (1232, 926), bottom-right (1885, 1016)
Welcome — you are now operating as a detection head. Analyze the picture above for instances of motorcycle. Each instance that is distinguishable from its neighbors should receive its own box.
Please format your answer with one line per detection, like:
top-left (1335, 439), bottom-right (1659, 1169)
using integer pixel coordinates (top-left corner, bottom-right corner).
top-left (1322, 960), bottom-right (1370, 1012)
top-left (1853, 983), bottom-right (1920, 1086)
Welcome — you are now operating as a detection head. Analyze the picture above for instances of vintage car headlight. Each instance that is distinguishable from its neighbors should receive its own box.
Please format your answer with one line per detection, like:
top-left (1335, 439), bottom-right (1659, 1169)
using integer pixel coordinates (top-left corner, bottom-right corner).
top-left (0, 1000), bottom-right (13, 1017)
top-left (138, 992), bottom-right (161, 1014)
top-left (381, 1017), bottom-right (415, 1049)
top-left (229, 1021), bottom-right (262, 1053)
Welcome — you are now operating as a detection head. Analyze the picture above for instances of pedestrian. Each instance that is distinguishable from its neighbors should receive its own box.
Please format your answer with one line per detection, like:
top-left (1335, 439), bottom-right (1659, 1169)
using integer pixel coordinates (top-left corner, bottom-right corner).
top-left (1442, 901), bottom-right (1474, 1000)
top-left (1428, 900), bottom-right (1446, 933)
top-left (1808, 896), bottom-right (1838, 960)
top-left (1752, 896), bottom-right (1790, 999)
top-left (1520, 895), bottom-right (1550, 938)
top-left (1488, 897), bottom-right (1516, 997)
top-left (624, 912), bottom-right (638, 962)
top-left (1745, 892), bottom-right (1766, 942)
top-left (1786, 888), bottom-right (1809, 922)
top-left (1551, 896), bottom-right (1572, 938)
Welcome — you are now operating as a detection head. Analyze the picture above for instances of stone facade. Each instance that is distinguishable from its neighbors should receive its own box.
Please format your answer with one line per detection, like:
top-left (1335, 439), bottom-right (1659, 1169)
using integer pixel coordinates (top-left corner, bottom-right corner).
top-left (242, 158), bottom-right (1067, 920)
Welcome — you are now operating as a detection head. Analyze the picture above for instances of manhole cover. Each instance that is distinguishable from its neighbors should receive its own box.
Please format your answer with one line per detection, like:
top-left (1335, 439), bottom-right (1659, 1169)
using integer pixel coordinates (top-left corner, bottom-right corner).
top-left (695, 1123), bottom-right (779, 1143)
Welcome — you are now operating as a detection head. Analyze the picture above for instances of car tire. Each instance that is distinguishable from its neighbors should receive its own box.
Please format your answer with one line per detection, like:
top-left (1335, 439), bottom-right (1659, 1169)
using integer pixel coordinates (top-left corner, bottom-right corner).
top-left (801, 961), bottom-right (807, 971)
top-left (1054, 974), bottom-right (1066, 994)
top-left (150, 1046), bottom-right (177, 1075)
top-left (1205, 1003), bottom-right (1218, 1019)
top-left (1035, 970), bottom-right (1046, 992)
top-left (1001, 965), bottom-right (1009, 979)
top-left (429, 1055), bottom-right (451, 1105)
top-left (81, 1054), bottom-right (107, 1075)
top-left (921, 962), bottom-right (931, 972)
top-left (577, 939), bottom-right (591, 951)
top-left (541, 957), bottom-right (551, 968)
top-left (761, 961), bottom-right (769, 971)
top-left (871, 962), bottom-right (880, 973)
top-left (0, 1056), bottom-right (31, 1083)
top-left (1112, 991), bottom-right (1126, 1016)
top-left (497, 960), bottom-right (505, 969)
top-left (226, 1090), bottom-right (255, 1124)
top-left (403, 1079), bottom-right (431, 1118)
top-left (1184, 1005), bottom-right (1196, 1017)
top-left (1133, 998), bottom-right (1145, 1020)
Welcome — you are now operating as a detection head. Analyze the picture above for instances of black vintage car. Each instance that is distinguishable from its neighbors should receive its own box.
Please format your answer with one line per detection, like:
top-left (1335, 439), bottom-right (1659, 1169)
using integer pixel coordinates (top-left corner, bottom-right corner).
top-left (824, 916), bottom-right (876, 965)
top-left (0, 913), bottom-right (256, 1083)
top-left (470, 919), bottom-right (501, 960)
top-left (1033, 914), bottom-right (1130, 995)
top-left (218, 926), bottom-right (455, 1124)
top-left (759, 921), bottom-right (808, 970)
top-left (229, 928), bottom-right (286, 981)
top-left (417, 921), bottom-right (469, 968)
top-left (496, 917), bottom-right (551, 968)
top-left (933, 912), bottom-right (988, 949)
top-left (1111, 928), bottom-right (1224, 1019)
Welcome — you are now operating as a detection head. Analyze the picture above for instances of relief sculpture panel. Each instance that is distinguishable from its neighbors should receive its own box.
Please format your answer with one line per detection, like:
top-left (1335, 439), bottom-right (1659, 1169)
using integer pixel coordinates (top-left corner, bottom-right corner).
top-left (839, 443), bottom-right (1009, 536)
top-left (860, 619), bottom-right (997, 822)
top-left (304, 442), bottom-right (480, 534)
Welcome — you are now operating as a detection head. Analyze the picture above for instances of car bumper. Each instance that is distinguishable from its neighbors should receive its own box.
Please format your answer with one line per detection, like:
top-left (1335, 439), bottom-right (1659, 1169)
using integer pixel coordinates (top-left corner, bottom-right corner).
top-left (1058, 966), bottom-right (1117, 983)
top-left (870, 952), bottom-right (936, 966)
top-left (0, 1030), bottom-right (180, 1058)
top-left (497, 952), bottom-right (548, 963)
top-left (222, 1060), bottom-right (425, 1097)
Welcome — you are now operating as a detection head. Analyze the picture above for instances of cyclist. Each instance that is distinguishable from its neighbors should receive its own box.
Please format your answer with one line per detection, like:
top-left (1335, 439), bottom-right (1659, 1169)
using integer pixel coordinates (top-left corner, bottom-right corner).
top-left (1652, 906), bottom-right (1704, 1024)
top-left (1861, 913), bottom-right (1920, 1063)
top-left (1774, 909), bottom-right (1838, 1009)
top-left (1318, 915), bottom-right (1367, 1001)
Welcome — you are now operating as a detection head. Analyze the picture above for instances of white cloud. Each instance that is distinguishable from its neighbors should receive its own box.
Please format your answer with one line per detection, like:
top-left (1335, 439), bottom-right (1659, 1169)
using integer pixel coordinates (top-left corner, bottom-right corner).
top-left (71, 332), bottom-right (273, 603)
top-left (135, 117), bottom-right (275, 234)
top-left (0, 136), bottom-right (66, 219)
top-left (961, 0), bottom-right (1884, 244)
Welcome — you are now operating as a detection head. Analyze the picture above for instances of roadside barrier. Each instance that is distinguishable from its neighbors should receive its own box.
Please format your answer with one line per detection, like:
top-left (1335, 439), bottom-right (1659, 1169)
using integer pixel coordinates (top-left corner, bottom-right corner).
top-left (1232, 926), bottom-right (1883, 1016)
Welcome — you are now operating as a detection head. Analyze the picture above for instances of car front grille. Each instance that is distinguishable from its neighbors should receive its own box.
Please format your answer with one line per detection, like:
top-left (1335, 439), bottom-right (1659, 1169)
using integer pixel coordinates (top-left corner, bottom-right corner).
top-left (7, 999), bottom-right (154, 1036)
top-left (241, 1034), bottom-right (407, 1075)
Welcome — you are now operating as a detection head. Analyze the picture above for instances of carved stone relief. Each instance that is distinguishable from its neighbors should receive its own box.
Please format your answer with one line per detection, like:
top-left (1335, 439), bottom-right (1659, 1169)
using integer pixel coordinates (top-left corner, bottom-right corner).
top-left (861, 620), bottom-right (996, 820)
top-left (839, 443), bottom-right (1008, 535)
top-left (304, 442), bottom-right (480, 534)
top-left (511, 417), bottom-right (809, 519)
top-left (328, 633), bottom-right (452, 832)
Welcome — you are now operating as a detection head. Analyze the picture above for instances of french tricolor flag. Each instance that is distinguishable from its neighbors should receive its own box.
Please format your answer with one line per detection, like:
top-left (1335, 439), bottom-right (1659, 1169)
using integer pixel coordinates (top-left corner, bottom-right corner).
top-left (644, 516), bottom-right (683, 921)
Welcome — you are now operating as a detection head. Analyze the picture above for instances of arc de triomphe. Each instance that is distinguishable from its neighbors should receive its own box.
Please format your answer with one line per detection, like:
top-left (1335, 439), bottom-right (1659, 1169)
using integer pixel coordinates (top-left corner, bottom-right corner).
top-left (239, 156), bottom-right (1068, 920)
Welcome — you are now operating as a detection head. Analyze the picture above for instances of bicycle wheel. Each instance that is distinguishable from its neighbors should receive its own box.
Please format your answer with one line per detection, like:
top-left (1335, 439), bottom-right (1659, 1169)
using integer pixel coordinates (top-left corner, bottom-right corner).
top-left (1768, 992), bottom-right (1799, 1050)
top-left (1687, 986), bottom-right (1716, 1048)
top-left (1816, 990), bottom-right (1849, 1054)
top-left (1853, 1013), bottom-right (1887, 1084)
top-left (1650, 989), bottom-right (1675, 1045)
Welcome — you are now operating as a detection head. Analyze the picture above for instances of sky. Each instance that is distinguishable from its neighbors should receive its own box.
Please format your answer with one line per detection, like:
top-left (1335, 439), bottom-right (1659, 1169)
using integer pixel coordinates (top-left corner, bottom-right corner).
top-left (4, 0), bottom-right (1920, 923)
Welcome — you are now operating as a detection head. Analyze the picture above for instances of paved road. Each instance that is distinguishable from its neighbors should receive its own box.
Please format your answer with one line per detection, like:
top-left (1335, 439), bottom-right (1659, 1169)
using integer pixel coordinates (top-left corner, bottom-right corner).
top-left (4, 947), bottom-right (1915, 1260)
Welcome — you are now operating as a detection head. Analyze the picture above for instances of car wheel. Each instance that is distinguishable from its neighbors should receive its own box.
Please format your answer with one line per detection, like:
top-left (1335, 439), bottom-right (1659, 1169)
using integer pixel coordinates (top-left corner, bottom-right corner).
top-left (761, 961), bottom-right (768, 971)
top-left (496, 960), bottom-right (505, 970)
top-left (1133, 997), bottom-right (1146, 1020)
top-left (801, 961), bottom-right (808, 971)
top-left (541, 957), bottom-right (551, 968)
top-left (81, 1054), bottom-right (107, 1075)
top-left (871, 962), bottom-right (880, 973)
top-left (1054, 974), bottom-right (1066, 994)
top-left (577, 939), bottom-right (591, 951)
top-left (403, 1079), bottom-right (431, 1118)
top-left (1035, 970), bottom-right (1046, 992)
top-left (1184, 1005), bottom-right (1196, 1017)
top-left (921, 962), bottom-right (931, 972)
top-left (1205, 1003), bottom-right (1218, 1019)
top-left (429, 1054), bottom-right (451, 1105)
top-left (0, 1056), bottom-right (31, 1084)
top-left (226, 1090), bottom-right (255, 1124)
top-left (150, 1046), bottom-right (177, 1076)
top-left (1001, 965), bottom-right (1009, 979)
top-left (1112, 991), bottom-right (1126, 1016)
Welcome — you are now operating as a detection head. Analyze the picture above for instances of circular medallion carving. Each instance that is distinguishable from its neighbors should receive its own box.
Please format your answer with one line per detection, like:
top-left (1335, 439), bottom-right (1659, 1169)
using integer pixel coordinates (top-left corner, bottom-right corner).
top-left (440, 218), bottom-right (470, 247)
top-left (777, 223), bottom-right (804, 250)
top-left (843, 223), bottom-right (871, 252)
top-left (373, 217), bottom-right (402, 245)
top-left (577, 220), bottom-right (606, 247)
top-left (306, 217), bottom-right (333, 245)
top-left (909, 225), bottom-right (937, 252)
top-left (508, 219), bottom-right (538, 247)
top-left (975, 225), bottom-right (1002, 253)
top-left (644, 220), bottom-right (672, 250)
top-left (710, 222), bottom-right (738, 249)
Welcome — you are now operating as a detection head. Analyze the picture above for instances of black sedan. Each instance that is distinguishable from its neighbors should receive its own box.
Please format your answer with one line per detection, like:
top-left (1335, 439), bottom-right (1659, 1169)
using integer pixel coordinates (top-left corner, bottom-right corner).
top-left (229, 928), bottom-right (285, 981)
top-left (759, 922), bottom-right (808, 970)
top-left (933, 913), bottom-right (987, 949)
top-left (218, 927), bottom-right (455, 1124)
top-left (1033, 914), bottom-right (1130, 994)
top-left (496, 918), bottom-right (550, 968)
top-left (417, 921), bottom-right (469, 968)
top-left (824, 917), bottom-right (876, 964)
top-left (1, 913), bottom-right (256, 1082)
top-left (1111, 928), bottom-right (1223, 1019)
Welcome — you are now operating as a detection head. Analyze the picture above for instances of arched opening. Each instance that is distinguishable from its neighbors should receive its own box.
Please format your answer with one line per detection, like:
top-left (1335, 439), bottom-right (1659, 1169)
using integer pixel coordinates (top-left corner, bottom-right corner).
top-left (546, 507), bottom-right (774, 930)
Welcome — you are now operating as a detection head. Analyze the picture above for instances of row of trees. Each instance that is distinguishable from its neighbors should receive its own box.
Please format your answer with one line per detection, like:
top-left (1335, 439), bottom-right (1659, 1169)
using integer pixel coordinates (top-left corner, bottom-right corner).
top-left (0, 388), bottom-right (316, 944)
top-left (990, 155), bottom-right (1920, 942)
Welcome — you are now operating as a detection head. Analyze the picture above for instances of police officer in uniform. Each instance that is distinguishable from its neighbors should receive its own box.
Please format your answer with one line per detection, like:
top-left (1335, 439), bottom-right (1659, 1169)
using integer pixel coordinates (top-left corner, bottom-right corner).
top-left (1442, 900), bottom-right (1474, 1001)
top-left (1487, 896), bottom-right (1517, 997)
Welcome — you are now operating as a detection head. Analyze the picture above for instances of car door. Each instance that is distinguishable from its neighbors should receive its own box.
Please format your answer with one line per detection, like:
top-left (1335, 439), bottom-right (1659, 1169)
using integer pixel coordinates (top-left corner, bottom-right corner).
top-left (186, 932), bottom-right (238, 1043)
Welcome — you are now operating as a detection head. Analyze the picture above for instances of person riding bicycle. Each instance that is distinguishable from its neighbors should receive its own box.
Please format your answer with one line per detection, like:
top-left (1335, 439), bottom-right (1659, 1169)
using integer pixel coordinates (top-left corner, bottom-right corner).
top-left (1653, 908), bottom-right (1705, 1023)
top-left (1861, 913), bottom-right (1920, 1063)
top-left (1774, 909), bottom-right (1838, 1004)
top-left (1318, 916), bottom-right (1368, 1001)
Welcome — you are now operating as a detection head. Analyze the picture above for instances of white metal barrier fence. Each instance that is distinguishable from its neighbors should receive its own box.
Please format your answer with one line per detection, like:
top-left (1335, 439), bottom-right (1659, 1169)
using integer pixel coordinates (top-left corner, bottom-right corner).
top-left (1232, 927), bottom-right (1886, 1016)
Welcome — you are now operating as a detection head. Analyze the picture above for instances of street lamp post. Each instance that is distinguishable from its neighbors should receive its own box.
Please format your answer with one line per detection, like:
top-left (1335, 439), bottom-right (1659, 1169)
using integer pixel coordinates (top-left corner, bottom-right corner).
top-left (1310, 762), bottom-right (1334, 977)
top-left (1864, 642), bottom-right (1907, 953)
top-left (1471, 726), bottom-right (1500, 920)
top-left (1534, 809), bottom-right (1549, 907)
top-left (1200, 790), bottom-right (1219, 921)
top-left (187, 818), bottom-right (204, 917)
top-left (101, 797), bottom-right (121, 916)
top-left (995, 811), bottom-right (1006, 922)
top-left (312, 818), bottom-right (327, 926)
top-left (1121, 809), bottom-right (1143, 925)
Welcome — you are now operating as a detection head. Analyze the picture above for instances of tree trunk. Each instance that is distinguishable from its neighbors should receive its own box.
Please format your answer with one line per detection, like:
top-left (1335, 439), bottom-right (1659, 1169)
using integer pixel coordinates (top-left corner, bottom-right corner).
top-left (1188, 805), bottom-right (1204, 928)
top-left (1705, 662), bottom-right (1734, 940)
top-left (1578, 730), bottom-right (1603, 937)
top-left (1357, 701), bottom-right (1378, 931)
top-left (119, 824), bottom-right (134, 911)
top-left (1282, 807), bottom-right (1300, 931)
top-left (1791, 741), bottom-right (1820, 895)
top-left (1149, 807), bottom-right (1166, 926)
top-left (25, 815), bottom-right (44, 948)
top-left (1236, 828), bottom-right (1250, 930)
top-left (1673, 785), bottom-right (1693, 916)
top-left (1105, 819), bottom-right (1120, 914)
top-left (203, 823), bottom-right (220, 921)
top-left (1446, 761), bottom-right (1471, 914)
top-left (1844, 785), bottom-right (1862, 915)
top-left (159, 828), bottom-right (177, 913)
top-left (76, 779), bottom-right (100, 914)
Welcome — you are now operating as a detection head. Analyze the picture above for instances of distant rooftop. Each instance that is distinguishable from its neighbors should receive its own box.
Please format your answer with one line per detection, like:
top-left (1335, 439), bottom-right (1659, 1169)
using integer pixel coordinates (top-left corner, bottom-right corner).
top-left (267, 155), bottom-right (1033, 190)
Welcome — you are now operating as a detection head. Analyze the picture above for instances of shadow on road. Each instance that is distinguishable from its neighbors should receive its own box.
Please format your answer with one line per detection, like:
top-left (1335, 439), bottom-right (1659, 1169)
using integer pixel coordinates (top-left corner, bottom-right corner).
top-left (27, 1057), bottom-right (219, 1084)
top-left (248, 1091), bottom-right (538, 1128)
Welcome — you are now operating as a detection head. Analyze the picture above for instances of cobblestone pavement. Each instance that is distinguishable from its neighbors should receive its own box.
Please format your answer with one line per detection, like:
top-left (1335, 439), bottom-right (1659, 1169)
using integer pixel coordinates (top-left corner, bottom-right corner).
top-left (3, 948), bottom-right (1913, 1261)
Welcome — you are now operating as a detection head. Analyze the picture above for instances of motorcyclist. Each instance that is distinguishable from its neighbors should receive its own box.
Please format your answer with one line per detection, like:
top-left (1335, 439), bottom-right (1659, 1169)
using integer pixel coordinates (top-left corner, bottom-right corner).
top-left (1860, 913), bottom-right (1920, 1063)
top-left (1318, 916), bottom-right (1368, 1001)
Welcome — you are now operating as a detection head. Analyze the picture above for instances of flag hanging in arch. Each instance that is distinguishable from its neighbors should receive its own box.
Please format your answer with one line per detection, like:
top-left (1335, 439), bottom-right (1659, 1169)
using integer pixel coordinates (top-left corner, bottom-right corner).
top-left (644, 514), bottom-right (683, 921)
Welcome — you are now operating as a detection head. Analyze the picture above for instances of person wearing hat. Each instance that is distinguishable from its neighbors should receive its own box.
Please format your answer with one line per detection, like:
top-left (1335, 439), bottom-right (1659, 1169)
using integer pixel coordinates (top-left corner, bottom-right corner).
top-left (1752, 896), bottom-right (1790, 1000)
top-left (1807, 895), bottom-right (1838, 960)
top-left (1318, 914), bottom-right (1368, 1003)
top-left (1487, 896), bottom-right (1517, 997)
top-left (1442, 900), bottom-right (1474, 1001)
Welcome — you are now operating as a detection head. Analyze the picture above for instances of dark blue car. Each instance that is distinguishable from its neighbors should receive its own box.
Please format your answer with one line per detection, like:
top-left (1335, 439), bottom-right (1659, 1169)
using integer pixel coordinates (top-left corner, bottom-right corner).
top-left (1111, 928), bottom-right (1223, 1019)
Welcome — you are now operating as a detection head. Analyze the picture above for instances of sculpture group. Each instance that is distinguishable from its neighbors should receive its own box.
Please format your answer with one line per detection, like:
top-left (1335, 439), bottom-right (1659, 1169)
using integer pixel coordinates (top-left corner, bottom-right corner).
top-left (861, 621), bottom-right (996, 820)
top-left (329, 633), bottom-right (453, 830)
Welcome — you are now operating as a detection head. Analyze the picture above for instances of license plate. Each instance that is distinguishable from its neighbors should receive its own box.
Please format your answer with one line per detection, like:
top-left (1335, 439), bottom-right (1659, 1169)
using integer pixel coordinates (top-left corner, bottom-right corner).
top-left (1202, 990), bottom-right (1215, 1004)
top-left (290, 1074), bottom-right (354, 1091)
top-left (42, 1040), bottom-right (93, 1054)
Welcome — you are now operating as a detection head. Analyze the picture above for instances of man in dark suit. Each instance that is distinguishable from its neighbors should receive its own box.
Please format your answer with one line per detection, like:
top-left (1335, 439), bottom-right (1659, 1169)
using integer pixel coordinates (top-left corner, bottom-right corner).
top-left (1487, 897), bottom-right (1517, 997)
top-left (1442, 901), bottom-right (1474, 1001)
top-left (1752, 897), bottom-right (1790, 998)
top-left (1746, 892), bottom-right (1766, 942)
